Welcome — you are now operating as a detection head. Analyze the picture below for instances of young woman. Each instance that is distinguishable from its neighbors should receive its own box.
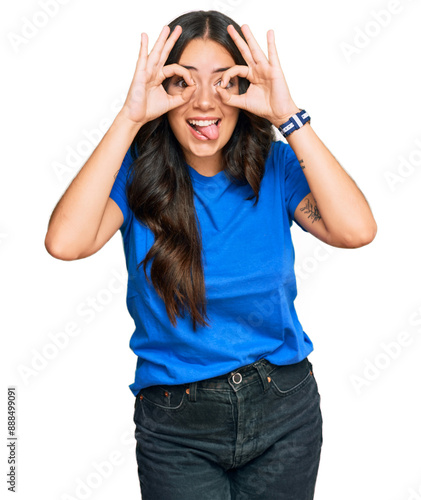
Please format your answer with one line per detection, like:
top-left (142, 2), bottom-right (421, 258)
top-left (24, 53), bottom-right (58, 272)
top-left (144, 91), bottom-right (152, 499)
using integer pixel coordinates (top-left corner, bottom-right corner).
top-left (45, 10), bottom-right (377, 500)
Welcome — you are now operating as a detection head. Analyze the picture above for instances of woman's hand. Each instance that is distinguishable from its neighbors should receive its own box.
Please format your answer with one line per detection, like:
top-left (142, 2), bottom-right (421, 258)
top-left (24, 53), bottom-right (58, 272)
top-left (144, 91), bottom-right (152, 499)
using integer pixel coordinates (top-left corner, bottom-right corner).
top-left (121, 25), bottom-right (196, 126)
top-left (216, 24), bottom-right (300, 127)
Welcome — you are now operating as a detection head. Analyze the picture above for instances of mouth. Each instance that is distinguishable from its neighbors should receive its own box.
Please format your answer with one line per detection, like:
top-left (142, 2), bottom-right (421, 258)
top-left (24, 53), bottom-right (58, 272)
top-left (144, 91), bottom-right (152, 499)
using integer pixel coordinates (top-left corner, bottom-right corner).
top-left (186, 118), bottom-right (221, 140)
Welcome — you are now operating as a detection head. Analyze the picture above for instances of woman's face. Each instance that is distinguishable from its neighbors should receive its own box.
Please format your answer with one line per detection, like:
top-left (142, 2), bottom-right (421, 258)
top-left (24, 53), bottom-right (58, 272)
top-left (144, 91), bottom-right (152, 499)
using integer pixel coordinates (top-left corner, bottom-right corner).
top-left (167, 38), bottom-right (240, 172)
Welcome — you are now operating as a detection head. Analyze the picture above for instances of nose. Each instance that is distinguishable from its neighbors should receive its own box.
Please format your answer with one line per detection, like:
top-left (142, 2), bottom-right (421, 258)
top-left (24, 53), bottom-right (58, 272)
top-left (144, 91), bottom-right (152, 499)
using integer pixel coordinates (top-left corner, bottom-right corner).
top-left (192, 82), bottom-right (217, 110)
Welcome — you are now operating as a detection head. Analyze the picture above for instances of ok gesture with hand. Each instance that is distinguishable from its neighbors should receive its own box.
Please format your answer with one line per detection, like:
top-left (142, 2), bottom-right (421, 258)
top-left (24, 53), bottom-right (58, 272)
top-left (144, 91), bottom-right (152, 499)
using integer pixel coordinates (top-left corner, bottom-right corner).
top-left (122, 25), bottom-right (196, 126)
top-left (216, 24), bottom-right (300, 127)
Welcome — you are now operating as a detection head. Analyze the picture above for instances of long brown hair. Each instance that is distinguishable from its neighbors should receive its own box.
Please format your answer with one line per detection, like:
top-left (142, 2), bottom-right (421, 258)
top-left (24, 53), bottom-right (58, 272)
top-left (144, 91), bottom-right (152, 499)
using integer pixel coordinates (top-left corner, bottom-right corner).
top-left (127, 10), bottom-right (275, 331)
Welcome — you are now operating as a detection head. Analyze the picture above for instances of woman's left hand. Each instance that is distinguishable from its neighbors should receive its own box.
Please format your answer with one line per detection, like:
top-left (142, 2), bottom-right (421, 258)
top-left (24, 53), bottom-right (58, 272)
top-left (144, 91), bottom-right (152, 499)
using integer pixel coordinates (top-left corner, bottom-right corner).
top-left (216, 24), bottom-right (300, 127)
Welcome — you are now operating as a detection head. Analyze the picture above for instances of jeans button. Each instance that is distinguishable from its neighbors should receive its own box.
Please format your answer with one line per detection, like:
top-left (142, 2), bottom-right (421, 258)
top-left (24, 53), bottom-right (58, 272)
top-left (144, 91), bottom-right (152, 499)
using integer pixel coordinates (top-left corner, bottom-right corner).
top-left (232, 373), bottom-right (242, 384)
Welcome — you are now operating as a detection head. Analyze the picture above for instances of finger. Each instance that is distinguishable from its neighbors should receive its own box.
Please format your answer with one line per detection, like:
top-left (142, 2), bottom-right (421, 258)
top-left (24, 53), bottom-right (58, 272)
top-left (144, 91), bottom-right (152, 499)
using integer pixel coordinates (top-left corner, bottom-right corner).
top-left (167, 85), bottom-right (196, 110)
top-left (146, 25), bottom-right (171, 68)
top-left (267, 29), bottom-right (280, 67)
top-left (240, 24), bottom-right (267, 65)
top-left (215, 86), bottom-right (247, 110)
top-left (227, 24), bottom-right (255, 67)
top-left (161, 64), bottom-right (195, 86)
top-left (137, 33), bottom-right (148, 72)
top-left (220, 65), bottom-right (250, 87)
top-left (158, 25), bottom-right (182, 66)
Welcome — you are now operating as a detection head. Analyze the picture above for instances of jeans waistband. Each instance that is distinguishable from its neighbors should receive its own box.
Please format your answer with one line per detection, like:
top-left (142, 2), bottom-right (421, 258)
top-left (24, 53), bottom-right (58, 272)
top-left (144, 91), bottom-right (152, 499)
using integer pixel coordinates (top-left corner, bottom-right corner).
top-left (186, 357), bottom-right (309, 401)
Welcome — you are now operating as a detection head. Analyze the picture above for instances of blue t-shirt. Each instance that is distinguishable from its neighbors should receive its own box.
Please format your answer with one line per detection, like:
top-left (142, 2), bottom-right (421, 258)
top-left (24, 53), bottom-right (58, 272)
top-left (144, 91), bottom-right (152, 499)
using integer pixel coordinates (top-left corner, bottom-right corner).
top-left (110, 140), bottom-right (313, 396)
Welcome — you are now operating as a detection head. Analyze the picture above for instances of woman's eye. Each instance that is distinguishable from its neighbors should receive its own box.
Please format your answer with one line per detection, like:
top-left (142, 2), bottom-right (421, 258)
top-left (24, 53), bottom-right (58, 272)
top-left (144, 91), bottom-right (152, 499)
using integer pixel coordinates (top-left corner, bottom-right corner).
top-left (174, 78), bottom-right (188, 88)
top-left (216, 79), bottom-right (235, 89)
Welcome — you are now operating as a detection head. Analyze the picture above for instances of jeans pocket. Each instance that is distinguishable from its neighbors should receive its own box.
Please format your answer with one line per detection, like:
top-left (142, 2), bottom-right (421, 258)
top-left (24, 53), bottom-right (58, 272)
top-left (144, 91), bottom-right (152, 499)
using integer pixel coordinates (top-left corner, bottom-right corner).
top-left (269, 358), bottom-right (314, 398)
top-left (136, 384), bottom-right (187, 412)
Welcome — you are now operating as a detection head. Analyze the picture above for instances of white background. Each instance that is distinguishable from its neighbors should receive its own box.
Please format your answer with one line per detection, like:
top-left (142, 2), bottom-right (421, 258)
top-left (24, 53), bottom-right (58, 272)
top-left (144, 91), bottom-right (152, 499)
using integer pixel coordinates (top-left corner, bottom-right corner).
top-left (2, 0), bottom-right (421, 499)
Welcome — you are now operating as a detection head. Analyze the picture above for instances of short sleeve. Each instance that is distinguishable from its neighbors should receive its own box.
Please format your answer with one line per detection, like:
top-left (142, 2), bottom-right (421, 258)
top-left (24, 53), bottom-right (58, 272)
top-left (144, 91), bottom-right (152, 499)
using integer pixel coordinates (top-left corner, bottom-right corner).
top-left (281, 141), bottom-right (311, 232)
top-left (109, 147), bottom-right (134, 231)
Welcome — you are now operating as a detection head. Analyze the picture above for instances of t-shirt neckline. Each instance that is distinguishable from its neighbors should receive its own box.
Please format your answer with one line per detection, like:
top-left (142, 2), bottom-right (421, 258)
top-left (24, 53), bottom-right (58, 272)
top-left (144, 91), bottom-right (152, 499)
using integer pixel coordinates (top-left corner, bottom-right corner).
top-left (187, 164), bottom-right (230, 186)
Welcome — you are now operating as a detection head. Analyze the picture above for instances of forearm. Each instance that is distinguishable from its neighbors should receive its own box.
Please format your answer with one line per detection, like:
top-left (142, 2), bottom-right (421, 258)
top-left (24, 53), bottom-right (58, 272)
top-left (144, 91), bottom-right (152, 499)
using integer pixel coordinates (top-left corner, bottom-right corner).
top-left (45, 111), bottom-right (142, 257)
top-left (278, 112), bottom-right (377, 244)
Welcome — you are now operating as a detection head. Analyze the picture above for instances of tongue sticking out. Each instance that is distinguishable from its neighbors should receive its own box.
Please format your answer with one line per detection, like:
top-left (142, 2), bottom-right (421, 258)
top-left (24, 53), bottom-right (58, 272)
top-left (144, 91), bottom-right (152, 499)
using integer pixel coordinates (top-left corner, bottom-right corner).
top-left (194, 123), bottom-right (220, 140)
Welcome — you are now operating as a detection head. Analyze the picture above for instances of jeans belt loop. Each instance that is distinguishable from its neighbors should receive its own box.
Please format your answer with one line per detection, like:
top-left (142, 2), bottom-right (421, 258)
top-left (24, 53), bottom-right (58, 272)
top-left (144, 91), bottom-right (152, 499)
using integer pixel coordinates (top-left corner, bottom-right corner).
top-left (188, 381), bottom-right (197, 402)
top-left (255, 361), bottom-right (271, 393)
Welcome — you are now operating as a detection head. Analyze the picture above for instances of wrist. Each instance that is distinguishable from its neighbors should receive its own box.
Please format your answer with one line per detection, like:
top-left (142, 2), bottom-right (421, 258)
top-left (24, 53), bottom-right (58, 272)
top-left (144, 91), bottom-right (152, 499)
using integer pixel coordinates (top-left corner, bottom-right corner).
top-left (277, 108), bottom-right (311, 139)
top-left (272, 105), bottom-right (301, 129)
top-left (116, 107), bottom-right (145, 131)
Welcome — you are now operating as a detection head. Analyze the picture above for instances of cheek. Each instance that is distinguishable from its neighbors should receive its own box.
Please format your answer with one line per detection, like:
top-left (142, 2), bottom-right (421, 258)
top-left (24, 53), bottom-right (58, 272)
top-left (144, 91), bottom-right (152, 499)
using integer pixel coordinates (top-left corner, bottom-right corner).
top-left (224, 109), bottom-right (240, 132)
top-left (167, 112), bottom-right (183, 136)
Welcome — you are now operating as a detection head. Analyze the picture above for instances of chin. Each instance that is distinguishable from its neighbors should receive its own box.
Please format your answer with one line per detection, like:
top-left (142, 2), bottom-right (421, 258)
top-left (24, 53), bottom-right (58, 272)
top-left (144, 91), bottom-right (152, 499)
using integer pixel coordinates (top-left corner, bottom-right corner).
top-left (184, 141), bottom-right (224, 159)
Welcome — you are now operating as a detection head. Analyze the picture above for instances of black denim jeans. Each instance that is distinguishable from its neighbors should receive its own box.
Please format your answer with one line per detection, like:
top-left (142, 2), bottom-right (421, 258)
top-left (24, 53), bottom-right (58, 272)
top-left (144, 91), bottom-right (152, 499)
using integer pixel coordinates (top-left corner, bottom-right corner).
top-left (133, 357), bottom-right (323, 499)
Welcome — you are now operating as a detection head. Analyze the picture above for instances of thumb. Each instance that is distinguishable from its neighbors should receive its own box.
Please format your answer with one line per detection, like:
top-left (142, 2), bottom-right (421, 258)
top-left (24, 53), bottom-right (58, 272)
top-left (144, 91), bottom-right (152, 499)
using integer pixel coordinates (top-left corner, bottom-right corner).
top-left (216, 87), bottom-right (245, 110)
top-left (167, 85), bottom-right (196, 110)
top-left (215, 86), bottom-right (232, 104)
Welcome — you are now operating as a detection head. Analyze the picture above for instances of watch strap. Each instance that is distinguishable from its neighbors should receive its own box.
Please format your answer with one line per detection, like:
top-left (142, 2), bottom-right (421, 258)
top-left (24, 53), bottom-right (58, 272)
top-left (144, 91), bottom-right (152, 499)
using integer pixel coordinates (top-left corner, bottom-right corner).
top-left (278, 109), bottom-right (311, 137)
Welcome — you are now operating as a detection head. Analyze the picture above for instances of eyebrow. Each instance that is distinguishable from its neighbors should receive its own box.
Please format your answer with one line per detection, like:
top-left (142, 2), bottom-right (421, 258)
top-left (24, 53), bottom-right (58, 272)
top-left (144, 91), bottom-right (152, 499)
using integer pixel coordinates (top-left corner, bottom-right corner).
top-left (181, 65), bottom-right (232, 73)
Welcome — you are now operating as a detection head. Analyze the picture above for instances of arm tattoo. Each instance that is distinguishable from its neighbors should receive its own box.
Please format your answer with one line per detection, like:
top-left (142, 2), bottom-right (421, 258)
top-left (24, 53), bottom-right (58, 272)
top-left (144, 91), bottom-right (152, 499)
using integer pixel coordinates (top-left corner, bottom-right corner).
top-left (299, 197), bottom-right (322, 223)
top-left (299, 159), bottom-right (305, 169)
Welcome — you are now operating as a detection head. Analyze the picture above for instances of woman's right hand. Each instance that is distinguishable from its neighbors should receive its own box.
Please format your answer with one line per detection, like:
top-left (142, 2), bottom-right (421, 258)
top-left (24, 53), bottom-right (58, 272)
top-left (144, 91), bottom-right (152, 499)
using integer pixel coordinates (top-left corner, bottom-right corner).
top-left (120, 25), bottom-right (195, 126)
